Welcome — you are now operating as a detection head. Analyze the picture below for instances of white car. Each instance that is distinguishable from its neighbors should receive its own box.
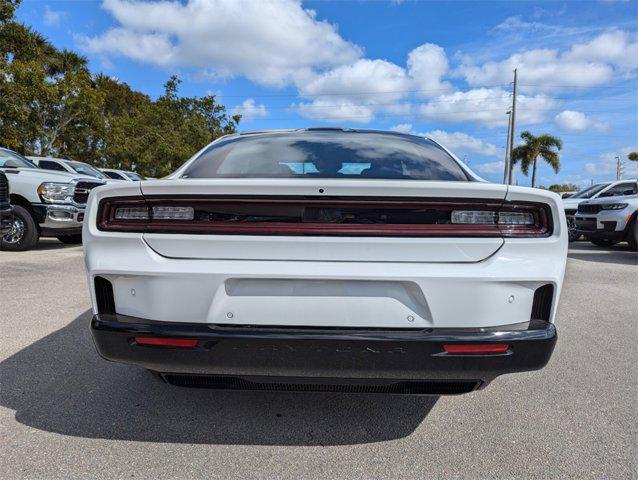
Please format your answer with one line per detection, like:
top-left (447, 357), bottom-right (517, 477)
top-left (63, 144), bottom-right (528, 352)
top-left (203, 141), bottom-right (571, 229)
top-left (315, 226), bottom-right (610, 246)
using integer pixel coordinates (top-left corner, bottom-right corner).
top-left (84, 128), bottom-right (567, 395)
top-left (29, 157), bottom-right (117, 183)
top-left (100, 168), bottom-right (146, 181)
top-left (575, 189), bottom-right (638, 250)
top-left (562, 179), bottom-right (638, 241)
top-left (1, 147), bottom-right (105, 250)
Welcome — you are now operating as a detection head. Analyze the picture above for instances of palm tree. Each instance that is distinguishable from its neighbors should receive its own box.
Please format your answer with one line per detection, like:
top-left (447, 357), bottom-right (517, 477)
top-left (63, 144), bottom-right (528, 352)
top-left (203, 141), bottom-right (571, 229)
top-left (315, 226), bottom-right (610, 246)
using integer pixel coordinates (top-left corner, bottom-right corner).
top-left (511, 131), bottom-right (562, 188)
top-left (48, 49), bottom-right (88, 75)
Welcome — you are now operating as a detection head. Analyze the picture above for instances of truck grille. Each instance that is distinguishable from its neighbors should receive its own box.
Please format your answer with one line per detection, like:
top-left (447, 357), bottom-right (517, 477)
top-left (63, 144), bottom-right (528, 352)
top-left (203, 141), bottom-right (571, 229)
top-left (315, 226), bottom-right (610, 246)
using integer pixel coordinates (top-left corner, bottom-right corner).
top-left (577, 204), bottom-right (601, 214)
top-left (0, 171), bottom-right (9, 203)
top-left (73, 181), bottom-right (103, 204)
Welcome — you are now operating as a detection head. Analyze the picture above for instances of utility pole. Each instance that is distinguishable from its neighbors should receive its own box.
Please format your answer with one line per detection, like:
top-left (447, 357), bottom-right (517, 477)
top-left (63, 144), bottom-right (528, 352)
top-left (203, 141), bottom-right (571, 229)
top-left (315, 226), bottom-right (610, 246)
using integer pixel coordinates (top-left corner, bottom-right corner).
top-left (503, 111), bottom-right (512, 184)
top-left (615, 155), bottom-right (622, 181)
top-left (507, 68), bottom-right (518, 185)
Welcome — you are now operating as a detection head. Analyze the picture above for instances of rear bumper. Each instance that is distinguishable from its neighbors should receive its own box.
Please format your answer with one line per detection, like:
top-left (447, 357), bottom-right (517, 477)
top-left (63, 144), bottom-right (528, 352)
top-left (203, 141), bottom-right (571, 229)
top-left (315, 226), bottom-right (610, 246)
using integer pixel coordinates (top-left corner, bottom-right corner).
top-left (91, 313), bottom-right (557, 394)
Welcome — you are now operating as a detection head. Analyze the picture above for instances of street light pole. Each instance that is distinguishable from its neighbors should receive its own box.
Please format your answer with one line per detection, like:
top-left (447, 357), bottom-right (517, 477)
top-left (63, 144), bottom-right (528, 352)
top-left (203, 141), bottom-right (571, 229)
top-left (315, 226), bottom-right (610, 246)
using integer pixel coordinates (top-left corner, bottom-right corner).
top-left (503, 111), bottom-right (512, 184)
top-left (507, 68), bottom-right (518, 185)
top-left (615, 156), bottom-right (622, 181)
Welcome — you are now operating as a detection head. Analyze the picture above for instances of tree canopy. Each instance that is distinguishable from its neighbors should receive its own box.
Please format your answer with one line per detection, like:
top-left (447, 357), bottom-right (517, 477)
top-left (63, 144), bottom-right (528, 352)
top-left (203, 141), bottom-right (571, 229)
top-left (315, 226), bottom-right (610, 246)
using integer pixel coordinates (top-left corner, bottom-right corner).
top-left (0, 2), bottom-right (240, 176)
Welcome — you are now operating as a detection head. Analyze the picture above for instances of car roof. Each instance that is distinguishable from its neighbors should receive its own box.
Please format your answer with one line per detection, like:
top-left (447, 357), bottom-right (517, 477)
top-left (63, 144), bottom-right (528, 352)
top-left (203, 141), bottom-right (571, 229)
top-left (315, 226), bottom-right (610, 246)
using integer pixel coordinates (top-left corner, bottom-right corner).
top-left (232, 127), bottom-right (435, 143)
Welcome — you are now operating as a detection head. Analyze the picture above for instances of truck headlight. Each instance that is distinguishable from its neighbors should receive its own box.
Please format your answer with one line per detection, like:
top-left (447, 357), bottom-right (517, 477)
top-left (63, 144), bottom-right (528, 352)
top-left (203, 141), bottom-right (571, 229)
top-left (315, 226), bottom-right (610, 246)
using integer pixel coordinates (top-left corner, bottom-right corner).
top-left (600, 203), bottom-right (628, 210)
top-left (37, 182), bottom-right (72, 203)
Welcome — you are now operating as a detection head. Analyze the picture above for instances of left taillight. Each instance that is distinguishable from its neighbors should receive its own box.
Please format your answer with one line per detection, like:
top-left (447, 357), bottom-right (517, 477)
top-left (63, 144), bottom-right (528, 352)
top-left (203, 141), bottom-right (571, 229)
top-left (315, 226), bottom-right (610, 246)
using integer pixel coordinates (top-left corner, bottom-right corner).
top-left (98, 199), bottom-right (195, 231)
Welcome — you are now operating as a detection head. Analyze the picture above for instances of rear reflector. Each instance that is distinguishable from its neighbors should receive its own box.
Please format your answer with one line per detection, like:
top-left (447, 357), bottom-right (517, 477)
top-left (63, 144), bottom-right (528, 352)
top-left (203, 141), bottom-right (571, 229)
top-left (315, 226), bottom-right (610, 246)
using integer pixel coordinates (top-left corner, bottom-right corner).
top-left (443, 344), bottom-right (509, 354)
top-left (134, 337), bottom-right (198, 348)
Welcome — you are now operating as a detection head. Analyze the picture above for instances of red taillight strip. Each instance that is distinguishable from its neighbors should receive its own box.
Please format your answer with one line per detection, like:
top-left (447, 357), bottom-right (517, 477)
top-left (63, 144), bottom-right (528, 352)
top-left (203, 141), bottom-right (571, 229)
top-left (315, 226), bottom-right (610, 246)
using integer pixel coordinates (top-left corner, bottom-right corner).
top-left (98, 197), bottom-right (552, 237)
top-left (443, 344), bottom-right (510, 354)
top-left (134, 337), bottom-right (198, 348)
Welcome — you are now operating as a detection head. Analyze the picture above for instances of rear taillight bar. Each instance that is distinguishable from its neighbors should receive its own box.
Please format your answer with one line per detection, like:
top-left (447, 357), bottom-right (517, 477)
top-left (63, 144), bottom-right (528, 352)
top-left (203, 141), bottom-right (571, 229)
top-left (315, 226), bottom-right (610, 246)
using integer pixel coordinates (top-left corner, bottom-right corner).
top-left (98, 197), bottom-right (552, 237)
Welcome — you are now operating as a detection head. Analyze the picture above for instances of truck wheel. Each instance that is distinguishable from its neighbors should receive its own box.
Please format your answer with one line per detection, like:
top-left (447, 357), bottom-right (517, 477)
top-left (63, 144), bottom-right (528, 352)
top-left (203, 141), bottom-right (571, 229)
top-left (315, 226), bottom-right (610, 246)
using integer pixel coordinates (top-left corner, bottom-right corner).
top-left (567, 217), bottom-right (581, 242)
top-left (588, 237), bottom-right (618, 248)
top-left (568, 229), bottom-right (581, 242)
top-left (56, 234), bottom-right (82, 245)
top-left (0, 205), bottom-right (39, 251)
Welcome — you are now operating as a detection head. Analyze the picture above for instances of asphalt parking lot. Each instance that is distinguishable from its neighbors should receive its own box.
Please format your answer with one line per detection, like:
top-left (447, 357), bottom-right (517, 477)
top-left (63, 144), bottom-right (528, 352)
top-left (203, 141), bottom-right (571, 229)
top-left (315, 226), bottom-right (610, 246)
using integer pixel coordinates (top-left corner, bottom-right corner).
top-left (0, 240), bottom-right (636, 479)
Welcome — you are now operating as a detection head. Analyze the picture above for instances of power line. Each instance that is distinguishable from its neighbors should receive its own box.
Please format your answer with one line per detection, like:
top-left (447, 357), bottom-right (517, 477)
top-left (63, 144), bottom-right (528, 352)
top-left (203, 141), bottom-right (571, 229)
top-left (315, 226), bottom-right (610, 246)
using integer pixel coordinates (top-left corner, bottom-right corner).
top-left (222, 83), bottom-right (638, 99)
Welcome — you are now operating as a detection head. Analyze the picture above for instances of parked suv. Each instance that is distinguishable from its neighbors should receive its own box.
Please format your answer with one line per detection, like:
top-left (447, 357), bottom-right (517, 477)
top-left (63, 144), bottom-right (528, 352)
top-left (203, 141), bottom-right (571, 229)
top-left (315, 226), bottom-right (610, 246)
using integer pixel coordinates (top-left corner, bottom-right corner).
top-left (562, 179), bottom-right (638, 241)
top-left (29, 156), bottom-right (115, 182)
top-left (0, 147), bottom-right (105, 251)
top-left (0, 171), bottom-right (12, 236)
top-left (575, 188), bottom-right (638, 250)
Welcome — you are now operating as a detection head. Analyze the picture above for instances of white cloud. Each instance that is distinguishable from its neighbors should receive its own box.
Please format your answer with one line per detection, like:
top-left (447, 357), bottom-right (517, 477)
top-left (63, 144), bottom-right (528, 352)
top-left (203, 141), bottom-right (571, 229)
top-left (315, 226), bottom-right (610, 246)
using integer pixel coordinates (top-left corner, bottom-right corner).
top-left (426, 130), bottom-right (501, 158)
top-left (43, 6), bottom-right (65, 26)
top-left (565, 30), bottom-right (638, 72)
top-left (83, 0), bottom-right (362, 87)
top-left (418, 87), bottom-right (559, 127)
top-left (294, 58), bottom-right (411, 123)
top-left (474, 161), bottom-right (505, 175)
top-left (554, 110), bottom-right (608, 132)
top-left (585, 146), bottom-right (638, 177)
top-left (493, 16), bottom-right (564, 34)
top-left (231, 98), bottom-right (268, 121)
top-left (457, 30), bottom-right (638, 92)
top-left (389, 123), bottom-right (414, 134)
top-left (406, 43), bottom-right (452, 97)
top-left (458, 48), bottom-right (613, 91)
top-left (389, 124), bottom-right (501, 158)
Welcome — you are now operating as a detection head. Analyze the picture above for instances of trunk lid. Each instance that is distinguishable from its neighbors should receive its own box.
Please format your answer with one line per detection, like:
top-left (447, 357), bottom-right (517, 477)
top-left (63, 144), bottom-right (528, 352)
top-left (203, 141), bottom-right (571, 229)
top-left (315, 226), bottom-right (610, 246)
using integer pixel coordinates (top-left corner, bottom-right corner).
top-left (140, 179), bottom-right (507, 263)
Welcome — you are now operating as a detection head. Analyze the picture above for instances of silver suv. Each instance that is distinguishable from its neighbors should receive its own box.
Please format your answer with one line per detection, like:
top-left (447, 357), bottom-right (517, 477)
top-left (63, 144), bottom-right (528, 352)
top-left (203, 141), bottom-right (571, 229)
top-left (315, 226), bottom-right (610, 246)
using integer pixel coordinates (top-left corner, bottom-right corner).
top-left (575, 184), bottom-right (638, 250)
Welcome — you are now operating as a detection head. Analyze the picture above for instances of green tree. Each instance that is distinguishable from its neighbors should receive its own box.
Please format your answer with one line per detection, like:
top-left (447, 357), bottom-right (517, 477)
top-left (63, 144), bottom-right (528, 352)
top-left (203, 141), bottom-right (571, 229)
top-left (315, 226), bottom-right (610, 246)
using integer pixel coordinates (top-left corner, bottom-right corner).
top-left (101, 76), bottom-right (240, 176)
top-left (547, 183), bottom-right (579, 193)
top-left (1, 11), bottom-right (240, 174)
top-left (511, 131), bottom-right (562, 188)
top-left (628, 152), bottom-right (638, 162)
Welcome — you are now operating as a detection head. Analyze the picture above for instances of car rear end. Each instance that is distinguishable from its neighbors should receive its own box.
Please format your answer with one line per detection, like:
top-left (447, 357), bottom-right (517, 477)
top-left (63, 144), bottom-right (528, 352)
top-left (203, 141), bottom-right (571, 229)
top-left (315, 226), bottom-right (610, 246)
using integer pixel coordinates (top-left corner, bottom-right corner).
top-left (84, 130), bottom-right (567, 394)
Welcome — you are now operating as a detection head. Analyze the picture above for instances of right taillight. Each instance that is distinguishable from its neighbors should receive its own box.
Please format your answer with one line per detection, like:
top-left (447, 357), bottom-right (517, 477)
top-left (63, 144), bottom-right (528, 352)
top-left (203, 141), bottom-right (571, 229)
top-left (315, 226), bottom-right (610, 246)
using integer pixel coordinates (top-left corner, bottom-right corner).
top-left (451, 205), bottom-right (550, 237)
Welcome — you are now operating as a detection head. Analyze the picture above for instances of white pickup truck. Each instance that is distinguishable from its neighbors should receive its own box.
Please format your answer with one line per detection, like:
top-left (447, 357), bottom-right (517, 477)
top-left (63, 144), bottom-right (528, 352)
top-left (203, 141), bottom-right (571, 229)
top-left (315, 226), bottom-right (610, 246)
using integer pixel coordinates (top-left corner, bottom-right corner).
top-left (0, 147), bottom-right (105, 251)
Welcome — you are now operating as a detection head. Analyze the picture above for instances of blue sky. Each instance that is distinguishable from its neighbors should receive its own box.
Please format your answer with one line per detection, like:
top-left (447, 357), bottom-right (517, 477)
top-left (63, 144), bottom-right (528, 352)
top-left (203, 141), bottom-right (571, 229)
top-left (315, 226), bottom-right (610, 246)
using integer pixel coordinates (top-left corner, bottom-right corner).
top-left (16, 0), bottom-right (638, 186)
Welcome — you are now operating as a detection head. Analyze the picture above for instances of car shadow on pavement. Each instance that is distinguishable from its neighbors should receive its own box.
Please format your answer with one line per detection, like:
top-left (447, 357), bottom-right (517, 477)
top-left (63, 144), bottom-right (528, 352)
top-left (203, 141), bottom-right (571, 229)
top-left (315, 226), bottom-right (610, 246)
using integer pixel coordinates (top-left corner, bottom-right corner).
top-left (33, 239), bottom-right (82, 250)
top-left (0, 310), bottom-right (437, 446)
top-left (568, 244), bottom-right (638, 266)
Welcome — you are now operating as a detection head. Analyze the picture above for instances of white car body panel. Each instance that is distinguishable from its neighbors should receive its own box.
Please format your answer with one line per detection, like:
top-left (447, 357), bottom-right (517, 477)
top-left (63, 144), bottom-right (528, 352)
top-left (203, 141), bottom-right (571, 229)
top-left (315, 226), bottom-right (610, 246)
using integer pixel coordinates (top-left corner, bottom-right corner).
top-left (84, 179), bottom-right (567, 329)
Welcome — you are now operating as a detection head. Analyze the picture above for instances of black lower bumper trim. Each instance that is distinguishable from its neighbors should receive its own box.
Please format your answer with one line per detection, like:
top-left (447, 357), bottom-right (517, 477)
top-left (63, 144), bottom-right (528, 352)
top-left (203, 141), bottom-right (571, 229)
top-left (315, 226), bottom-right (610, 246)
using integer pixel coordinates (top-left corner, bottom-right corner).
top-left (91, 314), bottom-right (557, 394)
top-left (161, 374), bottom-right (481, 394)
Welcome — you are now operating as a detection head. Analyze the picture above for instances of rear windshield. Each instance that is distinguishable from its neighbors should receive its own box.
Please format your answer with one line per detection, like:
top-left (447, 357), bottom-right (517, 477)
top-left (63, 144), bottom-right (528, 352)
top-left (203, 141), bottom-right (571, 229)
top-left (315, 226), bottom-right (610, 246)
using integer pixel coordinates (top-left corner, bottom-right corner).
top-left (182, 131), bottom-right (469, 181)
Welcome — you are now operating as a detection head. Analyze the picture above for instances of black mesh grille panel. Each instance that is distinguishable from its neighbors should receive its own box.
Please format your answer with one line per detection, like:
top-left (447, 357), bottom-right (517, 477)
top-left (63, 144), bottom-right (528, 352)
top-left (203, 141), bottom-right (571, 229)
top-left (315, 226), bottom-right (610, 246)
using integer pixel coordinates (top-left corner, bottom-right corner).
top-left (0, 172), bottom-right (9, 203)
top-left (73, 181), bottom-right (103, 205)
top-left (531, 284), bottom-right (553, 321)
top-left (577, 204), bottom-right (601, 214)
top-left (161, 374), bottom-right (480, 395)
top-left (94, 276), bottom-right (115, 314)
